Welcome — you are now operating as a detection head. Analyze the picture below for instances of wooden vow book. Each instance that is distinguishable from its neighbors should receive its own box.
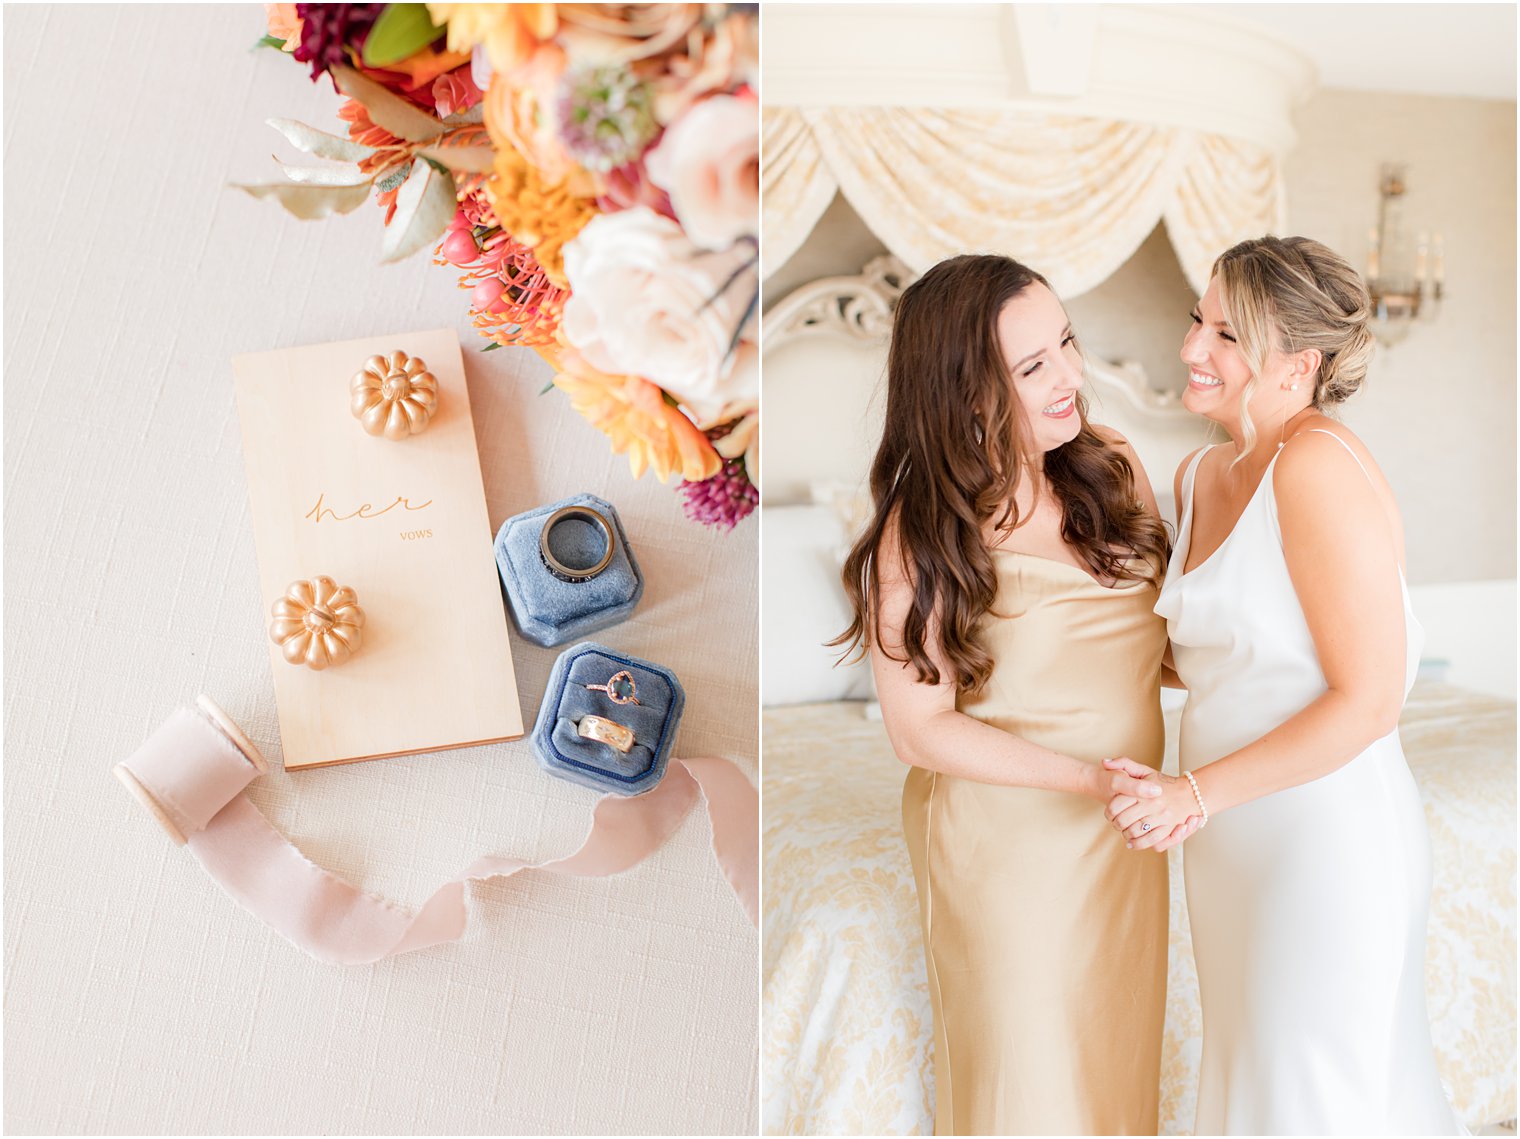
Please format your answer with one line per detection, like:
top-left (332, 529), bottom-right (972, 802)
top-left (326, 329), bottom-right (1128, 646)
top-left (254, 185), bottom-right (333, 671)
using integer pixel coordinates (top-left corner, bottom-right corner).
top-left (232, 329), bottom-right (522, 768)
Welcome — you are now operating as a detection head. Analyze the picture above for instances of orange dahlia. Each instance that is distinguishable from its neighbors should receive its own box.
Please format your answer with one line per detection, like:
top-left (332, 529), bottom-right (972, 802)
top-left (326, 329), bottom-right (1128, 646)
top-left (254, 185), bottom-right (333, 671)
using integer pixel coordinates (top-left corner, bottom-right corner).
top-left (552, 351), bottom-right (720, 483)
top-left (483, 140), bottom-right (597, 289)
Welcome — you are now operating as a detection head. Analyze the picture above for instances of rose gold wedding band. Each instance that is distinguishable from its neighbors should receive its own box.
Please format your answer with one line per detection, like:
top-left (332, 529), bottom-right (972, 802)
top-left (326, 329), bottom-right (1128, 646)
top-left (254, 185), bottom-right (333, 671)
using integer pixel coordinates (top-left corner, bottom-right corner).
top-left (577, 715), bottom-right (634, 754)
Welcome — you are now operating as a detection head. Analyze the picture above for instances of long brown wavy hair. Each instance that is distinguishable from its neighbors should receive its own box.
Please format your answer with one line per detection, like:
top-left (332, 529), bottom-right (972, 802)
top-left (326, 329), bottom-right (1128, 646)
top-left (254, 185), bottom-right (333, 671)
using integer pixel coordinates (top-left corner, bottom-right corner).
top-left (832, 254), bottom-right (1171, 695)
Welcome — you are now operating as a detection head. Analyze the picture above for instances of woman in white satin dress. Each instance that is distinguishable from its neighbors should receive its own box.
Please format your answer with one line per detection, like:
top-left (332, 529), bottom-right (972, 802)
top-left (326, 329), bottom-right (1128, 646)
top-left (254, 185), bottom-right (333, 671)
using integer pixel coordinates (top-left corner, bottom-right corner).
top-left (1102, 236), bottom-right (1463, 1135)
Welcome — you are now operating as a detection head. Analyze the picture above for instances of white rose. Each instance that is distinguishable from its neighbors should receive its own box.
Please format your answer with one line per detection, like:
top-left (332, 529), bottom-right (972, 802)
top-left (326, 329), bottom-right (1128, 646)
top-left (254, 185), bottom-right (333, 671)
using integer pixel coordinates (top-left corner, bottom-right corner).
top-left (562, 207), bottom-right (758, 425)
top-left (645, 94), bottom-right (758, 251)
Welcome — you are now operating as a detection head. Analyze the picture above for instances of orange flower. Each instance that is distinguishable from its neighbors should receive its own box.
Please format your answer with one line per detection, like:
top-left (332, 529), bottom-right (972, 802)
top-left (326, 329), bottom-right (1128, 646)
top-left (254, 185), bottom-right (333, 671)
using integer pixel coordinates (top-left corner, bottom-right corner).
top-left (336, 100), bottom-right (411, 177)
top-left (556, 4), bottom-right (702, 66)
top-left (264, 3), bottom-right (301, 51)
top-left (552, 352), bottom-right (720, 483)
top-left (482, 42), bottom-right (597, 193)
top-left (484, 135), bottom-right (597, 289)
top-left (362, 43), bottom-right (473, 94)
top-left (427, 3), bottom-right (558, 76)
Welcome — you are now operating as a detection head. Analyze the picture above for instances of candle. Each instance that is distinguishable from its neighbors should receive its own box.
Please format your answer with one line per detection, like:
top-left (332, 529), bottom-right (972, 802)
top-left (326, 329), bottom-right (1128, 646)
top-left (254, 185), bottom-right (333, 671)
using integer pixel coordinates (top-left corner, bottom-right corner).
top-left (1433, 233), bottom-right (1445, 285)
top-left (1367, 227), bottom-right (1380, 281)
top-left (1415, 231), bottom-right (1428, 283)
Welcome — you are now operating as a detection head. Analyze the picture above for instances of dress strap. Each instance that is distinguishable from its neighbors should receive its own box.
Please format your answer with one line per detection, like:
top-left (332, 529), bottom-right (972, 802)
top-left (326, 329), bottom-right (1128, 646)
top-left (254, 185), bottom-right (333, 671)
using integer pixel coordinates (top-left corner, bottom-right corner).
top-left (1293, 429), bottom-right (1409, 592)
top-left (1182, 444), bottom-right (1214, 498)
top-left (1177, 445), bottom-right (1214, 529)
top-left (1300, 428), bottom-right (1376, 488)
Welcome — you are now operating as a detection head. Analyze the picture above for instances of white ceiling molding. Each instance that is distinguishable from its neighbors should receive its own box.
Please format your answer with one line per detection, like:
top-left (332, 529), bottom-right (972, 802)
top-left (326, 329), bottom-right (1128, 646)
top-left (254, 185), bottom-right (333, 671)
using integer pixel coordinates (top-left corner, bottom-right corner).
top-left (1198, 3), bottom-right (1517, 102)
top-left (1009, 6), bottom-right (1100, 98)
top-left (762, 3), bottom-right (1318, 154)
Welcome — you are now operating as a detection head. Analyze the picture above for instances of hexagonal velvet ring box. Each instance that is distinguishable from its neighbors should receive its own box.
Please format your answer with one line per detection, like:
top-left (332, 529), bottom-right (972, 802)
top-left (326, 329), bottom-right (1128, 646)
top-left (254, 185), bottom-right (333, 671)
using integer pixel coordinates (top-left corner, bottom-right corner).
top-left (531, 642), bottom-right (685, 796)
top-left (494, 493), bottom-right (644, 647)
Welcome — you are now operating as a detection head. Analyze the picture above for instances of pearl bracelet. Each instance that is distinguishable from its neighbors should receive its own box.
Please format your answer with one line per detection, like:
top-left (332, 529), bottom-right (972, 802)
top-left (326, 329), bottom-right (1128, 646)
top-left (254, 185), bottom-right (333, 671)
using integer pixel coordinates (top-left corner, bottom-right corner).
top-left (1184, 770), bottom-right (1209, 828)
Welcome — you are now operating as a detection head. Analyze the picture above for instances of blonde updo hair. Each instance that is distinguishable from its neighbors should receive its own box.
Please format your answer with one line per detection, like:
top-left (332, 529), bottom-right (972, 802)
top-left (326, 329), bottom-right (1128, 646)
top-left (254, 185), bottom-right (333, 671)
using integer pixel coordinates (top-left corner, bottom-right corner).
top-left (1212, 235), bottom-right (1375, 461)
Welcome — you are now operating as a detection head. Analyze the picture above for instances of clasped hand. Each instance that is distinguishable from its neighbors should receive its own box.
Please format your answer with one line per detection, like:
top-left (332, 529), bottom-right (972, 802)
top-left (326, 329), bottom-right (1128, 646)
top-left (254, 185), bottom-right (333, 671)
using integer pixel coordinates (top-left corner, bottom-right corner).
top-left (1100, 757), bottom-right (1201, 852)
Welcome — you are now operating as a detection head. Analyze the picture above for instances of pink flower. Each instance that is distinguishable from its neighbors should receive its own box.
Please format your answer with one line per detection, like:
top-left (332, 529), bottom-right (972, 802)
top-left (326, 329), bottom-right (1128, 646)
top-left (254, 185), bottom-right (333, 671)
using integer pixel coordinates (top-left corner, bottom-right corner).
top-left (644, 94), bottom-right (757, 251)
top-left (561, 208), bottom-right (757, 426)
top-left (431, 69), bottom-right (483, 119)
top-left (596, 160), bottom-right (677, 221)
top-left (651, 11), bottom-right (755, 125)
top-left (679, 454), bottom-right (756, 531)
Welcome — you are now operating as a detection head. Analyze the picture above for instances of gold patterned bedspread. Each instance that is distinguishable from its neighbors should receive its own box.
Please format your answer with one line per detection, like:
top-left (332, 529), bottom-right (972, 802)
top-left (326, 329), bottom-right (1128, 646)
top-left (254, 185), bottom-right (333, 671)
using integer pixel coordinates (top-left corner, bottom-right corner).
top-left (761, 683), bottom-right (1516, 1135)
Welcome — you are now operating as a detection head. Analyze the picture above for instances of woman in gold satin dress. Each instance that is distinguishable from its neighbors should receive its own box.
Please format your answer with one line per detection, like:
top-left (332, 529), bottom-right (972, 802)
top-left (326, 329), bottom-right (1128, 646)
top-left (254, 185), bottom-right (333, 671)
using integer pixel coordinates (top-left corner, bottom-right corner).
top-left (834, 255), bottom-right (1185, 1135)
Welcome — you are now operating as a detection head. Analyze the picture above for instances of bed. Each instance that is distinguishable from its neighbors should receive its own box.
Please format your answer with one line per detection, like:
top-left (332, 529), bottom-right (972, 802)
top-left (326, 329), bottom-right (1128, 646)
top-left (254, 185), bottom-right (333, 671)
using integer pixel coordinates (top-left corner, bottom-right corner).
top-left (761, 688), bottom-right (1517, 1134)
top-left (760, 258), bottom-right (1517, 1134)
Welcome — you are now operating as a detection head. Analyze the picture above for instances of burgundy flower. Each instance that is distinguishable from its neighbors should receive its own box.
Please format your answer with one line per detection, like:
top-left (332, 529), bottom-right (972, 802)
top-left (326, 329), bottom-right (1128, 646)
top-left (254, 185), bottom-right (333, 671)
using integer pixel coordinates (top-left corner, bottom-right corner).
top-left (679, 455), bottom-right (757, 531)
top-left (293, 3), bottom-right (385, 81)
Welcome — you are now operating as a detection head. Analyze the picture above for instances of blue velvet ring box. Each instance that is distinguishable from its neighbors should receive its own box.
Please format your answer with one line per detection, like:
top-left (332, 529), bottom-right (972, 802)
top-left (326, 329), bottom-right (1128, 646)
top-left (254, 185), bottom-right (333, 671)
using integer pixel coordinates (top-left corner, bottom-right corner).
top-left (494, 493), bottom-right (644, 647)
top-left (531, 642), bottom-right (685, 796)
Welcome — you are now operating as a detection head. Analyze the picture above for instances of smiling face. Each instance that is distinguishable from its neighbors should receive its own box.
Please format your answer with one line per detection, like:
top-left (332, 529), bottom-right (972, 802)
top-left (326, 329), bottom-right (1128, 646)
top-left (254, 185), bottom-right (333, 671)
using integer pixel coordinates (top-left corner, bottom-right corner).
top-left (1180, 276), bottom-right (1313, 439)
top-left (996, 283), bottom-right (1085, 455)
top-left (1180, 276), bottom-right (1255, 423)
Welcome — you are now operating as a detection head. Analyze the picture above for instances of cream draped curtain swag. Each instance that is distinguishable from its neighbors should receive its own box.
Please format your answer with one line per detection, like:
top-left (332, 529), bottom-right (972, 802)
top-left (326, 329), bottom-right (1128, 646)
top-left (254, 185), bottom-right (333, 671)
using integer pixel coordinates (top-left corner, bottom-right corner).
top-left (763, 106), bottom-right (1287, 298)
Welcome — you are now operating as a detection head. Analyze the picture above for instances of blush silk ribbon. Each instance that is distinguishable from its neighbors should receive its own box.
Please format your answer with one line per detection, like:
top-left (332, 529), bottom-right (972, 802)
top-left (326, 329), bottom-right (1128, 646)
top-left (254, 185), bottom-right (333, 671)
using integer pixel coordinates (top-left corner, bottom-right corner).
top-left (114, 696), bottom-right (758, 966)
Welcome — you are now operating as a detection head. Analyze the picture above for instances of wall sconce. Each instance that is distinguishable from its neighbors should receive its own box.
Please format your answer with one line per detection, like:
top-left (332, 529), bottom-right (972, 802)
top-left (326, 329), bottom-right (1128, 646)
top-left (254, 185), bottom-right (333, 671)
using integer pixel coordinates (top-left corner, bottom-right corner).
top-left (1365, 163), bottom-right (1443, 347)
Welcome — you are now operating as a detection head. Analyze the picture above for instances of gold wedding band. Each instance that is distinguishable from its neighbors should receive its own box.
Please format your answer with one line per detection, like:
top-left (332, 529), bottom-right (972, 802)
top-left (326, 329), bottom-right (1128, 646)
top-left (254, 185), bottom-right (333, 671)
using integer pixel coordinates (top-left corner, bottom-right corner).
top-left (577, 714), bottom-right (634, 754)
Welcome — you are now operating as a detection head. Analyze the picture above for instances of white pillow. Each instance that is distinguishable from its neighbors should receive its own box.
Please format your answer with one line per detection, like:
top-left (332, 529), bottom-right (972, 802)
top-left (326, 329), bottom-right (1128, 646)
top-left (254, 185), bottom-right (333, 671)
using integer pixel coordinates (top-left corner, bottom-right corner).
top-left (761, 503), bottom-right (876, 705)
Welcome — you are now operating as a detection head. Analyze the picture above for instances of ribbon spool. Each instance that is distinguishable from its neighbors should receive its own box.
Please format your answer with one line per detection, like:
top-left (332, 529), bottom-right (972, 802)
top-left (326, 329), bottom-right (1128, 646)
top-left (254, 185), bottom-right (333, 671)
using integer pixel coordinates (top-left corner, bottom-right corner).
top-left (113, 697), bottom-right (757, 965)
top-left (114, 696), bottom-right (266, 844)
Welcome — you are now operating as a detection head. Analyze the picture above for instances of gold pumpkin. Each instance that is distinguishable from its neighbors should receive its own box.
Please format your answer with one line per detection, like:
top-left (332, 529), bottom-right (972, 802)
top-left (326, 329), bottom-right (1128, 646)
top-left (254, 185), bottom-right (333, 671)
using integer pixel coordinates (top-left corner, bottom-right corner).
top-left (351, 351), bottom-right (439, 440)
top-left (269, 576), bottom-right (365, 671)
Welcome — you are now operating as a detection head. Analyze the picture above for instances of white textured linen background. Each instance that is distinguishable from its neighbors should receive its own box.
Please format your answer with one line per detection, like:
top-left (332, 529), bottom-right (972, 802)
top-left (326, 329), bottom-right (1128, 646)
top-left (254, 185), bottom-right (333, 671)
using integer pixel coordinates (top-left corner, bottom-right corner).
top-left (3, 6), bottom-right (758, 1134)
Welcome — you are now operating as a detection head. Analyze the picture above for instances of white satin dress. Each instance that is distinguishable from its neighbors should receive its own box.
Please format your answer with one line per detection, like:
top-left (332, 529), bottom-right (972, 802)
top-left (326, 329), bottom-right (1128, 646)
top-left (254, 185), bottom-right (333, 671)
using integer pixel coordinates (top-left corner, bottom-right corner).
top-left (1154, 431), bottom-right (1462, 1135)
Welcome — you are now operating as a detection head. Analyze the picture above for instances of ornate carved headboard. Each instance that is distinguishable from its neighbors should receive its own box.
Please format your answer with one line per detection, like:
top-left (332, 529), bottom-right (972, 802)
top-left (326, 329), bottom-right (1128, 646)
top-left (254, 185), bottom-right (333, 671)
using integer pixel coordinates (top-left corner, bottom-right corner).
top-left (762, 256), bottom-right (1213, 520)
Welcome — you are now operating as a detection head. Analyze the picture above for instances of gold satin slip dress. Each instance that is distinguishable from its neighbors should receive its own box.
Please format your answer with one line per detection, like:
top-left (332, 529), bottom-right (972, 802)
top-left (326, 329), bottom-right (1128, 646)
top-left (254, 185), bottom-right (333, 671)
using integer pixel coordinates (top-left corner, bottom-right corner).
top-left (902, 552), bottom-right (1169, 1136)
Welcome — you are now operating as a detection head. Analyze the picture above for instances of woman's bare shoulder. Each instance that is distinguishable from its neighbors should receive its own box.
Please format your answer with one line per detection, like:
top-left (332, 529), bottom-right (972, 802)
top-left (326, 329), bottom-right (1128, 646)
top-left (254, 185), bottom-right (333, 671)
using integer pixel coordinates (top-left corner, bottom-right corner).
top-left (1276, 416), bottom-right (1389, 492)
top-left (1274, 415), bottom-right (1405, 562)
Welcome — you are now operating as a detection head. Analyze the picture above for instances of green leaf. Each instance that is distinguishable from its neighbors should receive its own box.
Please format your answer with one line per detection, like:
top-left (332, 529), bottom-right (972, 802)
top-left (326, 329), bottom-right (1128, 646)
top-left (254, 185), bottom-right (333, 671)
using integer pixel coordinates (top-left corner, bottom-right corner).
top-left (481, 343), bottom-right (502, 352)
top-left (331, 65), bottom-right (447, 143)
top-left (375, 162), bottom-right (413, 192)
top-left (379, 162), bottom-right (457, 262)
top-left (254, 34), bottom-right (286, 51)
top-left (414, 145), bottom-right (496, 174)
top-left (362, 4), bottom-right (446, 67)
top-left (268, 118), bottom-right (376, 162)
top-left (233, 181), bottom-right (375, 220)
top-left (539, 381), bottom-right (555, 395)
top-left (440, 105), bottom-right (486, 127)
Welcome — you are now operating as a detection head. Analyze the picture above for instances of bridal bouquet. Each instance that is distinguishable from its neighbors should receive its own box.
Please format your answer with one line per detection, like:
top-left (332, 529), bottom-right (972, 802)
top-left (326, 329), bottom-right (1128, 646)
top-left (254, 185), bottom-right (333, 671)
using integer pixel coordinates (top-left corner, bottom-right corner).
top-left (245, 4), bottom-right (759, 529)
